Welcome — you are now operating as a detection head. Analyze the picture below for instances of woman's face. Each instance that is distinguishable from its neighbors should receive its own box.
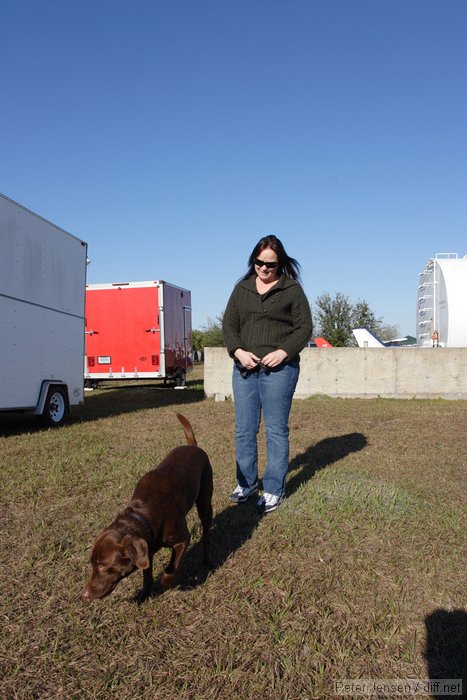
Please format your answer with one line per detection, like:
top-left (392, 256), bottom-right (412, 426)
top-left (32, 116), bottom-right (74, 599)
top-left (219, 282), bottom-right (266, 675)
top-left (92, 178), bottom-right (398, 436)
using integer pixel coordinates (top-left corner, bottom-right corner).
top-left (254, 246), bottom-right (279, 283)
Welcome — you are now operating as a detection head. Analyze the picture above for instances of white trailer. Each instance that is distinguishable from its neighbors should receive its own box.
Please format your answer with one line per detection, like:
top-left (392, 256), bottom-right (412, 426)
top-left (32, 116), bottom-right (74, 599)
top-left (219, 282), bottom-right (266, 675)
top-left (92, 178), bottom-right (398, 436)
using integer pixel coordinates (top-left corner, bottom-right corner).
top-left (0, 193), bottom-right (88, 426)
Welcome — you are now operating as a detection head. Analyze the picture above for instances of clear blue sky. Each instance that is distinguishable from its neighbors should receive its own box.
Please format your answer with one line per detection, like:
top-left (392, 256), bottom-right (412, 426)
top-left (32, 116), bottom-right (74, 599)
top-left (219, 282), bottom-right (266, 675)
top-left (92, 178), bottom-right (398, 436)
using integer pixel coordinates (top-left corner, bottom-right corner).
top-left (2, 0), bottom-right (466, 335)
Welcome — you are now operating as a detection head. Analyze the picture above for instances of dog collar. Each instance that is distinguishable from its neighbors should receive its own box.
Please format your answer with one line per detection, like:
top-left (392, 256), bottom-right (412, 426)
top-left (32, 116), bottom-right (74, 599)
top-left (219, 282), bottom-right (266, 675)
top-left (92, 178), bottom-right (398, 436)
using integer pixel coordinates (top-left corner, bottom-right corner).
top-left (125, 509), bottom-right (155, 550)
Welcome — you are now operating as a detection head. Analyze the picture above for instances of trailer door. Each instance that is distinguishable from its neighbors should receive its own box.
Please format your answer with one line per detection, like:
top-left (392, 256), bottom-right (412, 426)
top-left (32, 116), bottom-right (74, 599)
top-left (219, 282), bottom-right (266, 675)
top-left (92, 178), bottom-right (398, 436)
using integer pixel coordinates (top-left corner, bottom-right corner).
top-left (184, 305), bottom-right (193, 371)
top-left (85, 283), bottom-right (162, 378)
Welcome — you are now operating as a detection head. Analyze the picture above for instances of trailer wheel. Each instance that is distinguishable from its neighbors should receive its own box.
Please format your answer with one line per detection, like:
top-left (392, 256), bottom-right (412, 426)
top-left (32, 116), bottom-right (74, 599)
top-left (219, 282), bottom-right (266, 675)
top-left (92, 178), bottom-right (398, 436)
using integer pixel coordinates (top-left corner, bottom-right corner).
top-left (85, 379), bottom-right (99, 390)
top-left (40, 386), bottom-right (68, 427)
top-left (176, 369), bottom-right (186, 388)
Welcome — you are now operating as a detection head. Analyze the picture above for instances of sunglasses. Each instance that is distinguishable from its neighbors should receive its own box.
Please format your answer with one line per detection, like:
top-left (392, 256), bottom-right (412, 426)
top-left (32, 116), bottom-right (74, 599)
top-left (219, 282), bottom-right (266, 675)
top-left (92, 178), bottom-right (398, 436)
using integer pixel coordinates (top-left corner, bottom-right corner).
top-left (254, 258), bottom-right (278, 269)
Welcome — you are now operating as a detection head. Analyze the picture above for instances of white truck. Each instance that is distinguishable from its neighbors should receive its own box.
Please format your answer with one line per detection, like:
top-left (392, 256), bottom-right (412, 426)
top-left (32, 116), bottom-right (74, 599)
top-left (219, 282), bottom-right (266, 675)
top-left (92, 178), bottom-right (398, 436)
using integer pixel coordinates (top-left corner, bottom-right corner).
top-left (0, 193), bottom-right (88, 426)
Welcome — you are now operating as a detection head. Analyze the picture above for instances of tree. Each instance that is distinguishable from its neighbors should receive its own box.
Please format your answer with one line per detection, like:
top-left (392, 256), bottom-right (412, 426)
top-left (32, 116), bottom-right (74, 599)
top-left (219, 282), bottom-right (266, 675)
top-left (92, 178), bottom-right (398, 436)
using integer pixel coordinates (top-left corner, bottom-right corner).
top-left (194, 313), bottom-right (225, 349)
top-left (350, 300), bottom-right (383, 335)
top-left (314, 292), bottom-right (353, 346)
top-left (192, 329), bottom-right (205, 360)
top-left (314, 293), bottom-right (395, 347)
top-left (378, 323), bottom-right (400, 342)
top-left (350, 301), bottom-right (400, 342)
top-left (203, 316), bottom-right (225, 347)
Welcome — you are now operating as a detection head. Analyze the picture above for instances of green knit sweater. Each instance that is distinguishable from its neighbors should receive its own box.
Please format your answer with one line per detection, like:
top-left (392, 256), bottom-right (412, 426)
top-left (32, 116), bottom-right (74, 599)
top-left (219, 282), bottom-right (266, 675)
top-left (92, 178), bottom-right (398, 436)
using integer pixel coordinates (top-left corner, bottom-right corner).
top-left (222, 274), bottom-right (313, 362)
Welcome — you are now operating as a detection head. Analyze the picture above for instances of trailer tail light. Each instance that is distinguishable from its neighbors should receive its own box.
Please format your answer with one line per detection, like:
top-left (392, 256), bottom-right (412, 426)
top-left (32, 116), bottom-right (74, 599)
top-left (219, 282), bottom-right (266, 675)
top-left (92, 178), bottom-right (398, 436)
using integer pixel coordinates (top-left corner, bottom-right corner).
top-left (152, 355), bottom-right (159, 366)
top-left (88, 356), bottom-right (95, 367)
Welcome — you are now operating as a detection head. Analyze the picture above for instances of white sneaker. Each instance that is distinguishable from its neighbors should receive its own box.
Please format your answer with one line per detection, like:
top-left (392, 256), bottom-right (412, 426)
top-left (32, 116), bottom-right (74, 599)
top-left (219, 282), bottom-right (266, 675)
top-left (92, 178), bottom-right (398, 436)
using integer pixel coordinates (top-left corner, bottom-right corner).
top-left (229, 482), bottom-right (258, 503)
top-left (257, 492), bottom-right (284, 513)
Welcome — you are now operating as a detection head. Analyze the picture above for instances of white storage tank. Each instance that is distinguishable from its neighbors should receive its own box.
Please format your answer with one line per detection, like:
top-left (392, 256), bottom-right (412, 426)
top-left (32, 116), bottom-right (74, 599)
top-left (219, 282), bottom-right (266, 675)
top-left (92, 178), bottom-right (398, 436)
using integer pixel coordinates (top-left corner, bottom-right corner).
top-left (417, 253), bottom-right (467, 347)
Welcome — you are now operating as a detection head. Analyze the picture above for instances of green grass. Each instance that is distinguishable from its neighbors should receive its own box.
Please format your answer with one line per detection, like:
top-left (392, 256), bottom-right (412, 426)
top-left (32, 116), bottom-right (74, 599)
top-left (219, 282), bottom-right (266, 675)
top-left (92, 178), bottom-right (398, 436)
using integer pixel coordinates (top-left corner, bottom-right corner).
top-left (1, 366), bottom-right (466, 699)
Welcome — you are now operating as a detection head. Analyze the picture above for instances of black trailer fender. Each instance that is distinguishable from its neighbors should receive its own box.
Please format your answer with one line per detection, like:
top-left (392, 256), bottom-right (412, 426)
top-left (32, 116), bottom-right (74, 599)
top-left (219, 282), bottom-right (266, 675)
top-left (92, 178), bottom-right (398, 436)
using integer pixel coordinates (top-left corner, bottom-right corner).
top-left (35, 381), bottom-right (70, 427)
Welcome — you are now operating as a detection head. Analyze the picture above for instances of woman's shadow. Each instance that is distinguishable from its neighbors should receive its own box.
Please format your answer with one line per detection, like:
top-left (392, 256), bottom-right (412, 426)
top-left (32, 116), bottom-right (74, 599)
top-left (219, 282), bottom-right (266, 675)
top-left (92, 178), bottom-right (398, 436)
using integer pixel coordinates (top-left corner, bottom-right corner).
top-left (177, 431), bottom-right (367, 590)
top-left (424, 609), bottom-right (467, 698)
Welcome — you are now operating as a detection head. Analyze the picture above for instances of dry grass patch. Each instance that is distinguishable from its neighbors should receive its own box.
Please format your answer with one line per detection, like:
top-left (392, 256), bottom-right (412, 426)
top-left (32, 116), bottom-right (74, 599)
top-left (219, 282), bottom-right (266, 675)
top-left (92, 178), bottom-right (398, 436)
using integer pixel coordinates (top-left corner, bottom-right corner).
top-left (1, 367), bottom-right (465, 699)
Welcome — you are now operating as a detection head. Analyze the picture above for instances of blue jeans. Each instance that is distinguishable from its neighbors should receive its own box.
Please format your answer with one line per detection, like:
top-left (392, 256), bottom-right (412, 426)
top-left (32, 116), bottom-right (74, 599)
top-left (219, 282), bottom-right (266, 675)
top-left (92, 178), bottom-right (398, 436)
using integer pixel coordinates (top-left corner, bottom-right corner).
top-left (232, 361), bottom-right (300, 497)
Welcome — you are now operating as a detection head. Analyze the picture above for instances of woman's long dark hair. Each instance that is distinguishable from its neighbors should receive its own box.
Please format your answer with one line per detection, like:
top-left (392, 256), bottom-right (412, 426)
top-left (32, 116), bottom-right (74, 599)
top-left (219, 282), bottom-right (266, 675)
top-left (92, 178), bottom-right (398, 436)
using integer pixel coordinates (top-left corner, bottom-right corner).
top-left (242, 235), bottom-right (301, 281)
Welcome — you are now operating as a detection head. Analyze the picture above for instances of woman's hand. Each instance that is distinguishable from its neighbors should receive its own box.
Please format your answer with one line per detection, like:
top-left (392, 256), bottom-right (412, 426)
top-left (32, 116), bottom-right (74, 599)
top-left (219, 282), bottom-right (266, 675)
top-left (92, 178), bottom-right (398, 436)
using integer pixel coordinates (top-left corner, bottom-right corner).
top-left (261, 349), bottom-right (288, 368)
top-left (234, 349), bottom-right (261, 370)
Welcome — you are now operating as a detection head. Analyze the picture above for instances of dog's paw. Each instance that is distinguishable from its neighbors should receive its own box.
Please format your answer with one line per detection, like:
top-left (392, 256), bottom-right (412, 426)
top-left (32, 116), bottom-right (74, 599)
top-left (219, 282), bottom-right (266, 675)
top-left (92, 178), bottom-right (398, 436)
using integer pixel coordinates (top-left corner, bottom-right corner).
top-left (160, 572), bottom-right (178, 590)
top-left (132, 586), bottom-right (156, 604)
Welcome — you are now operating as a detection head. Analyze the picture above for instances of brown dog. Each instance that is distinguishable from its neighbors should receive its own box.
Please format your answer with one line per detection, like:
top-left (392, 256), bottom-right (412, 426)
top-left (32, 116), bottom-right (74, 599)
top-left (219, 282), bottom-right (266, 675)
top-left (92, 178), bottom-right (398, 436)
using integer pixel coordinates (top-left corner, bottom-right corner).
top-left (82, 413), bottom-right (213, 602)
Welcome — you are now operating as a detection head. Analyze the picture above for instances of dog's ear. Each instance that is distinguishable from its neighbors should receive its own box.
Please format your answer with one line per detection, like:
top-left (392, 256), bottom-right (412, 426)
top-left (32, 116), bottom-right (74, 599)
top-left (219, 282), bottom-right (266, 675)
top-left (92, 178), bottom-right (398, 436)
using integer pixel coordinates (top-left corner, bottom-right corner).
top-left (122, 536), bottom-right (150, 569)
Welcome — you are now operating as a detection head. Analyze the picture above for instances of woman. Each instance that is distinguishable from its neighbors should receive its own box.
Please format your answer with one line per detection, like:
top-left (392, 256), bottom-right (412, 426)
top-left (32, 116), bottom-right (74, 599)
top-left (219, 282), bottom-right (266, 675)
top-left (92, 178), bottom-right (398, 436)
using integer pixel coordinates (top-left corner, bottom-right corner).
top-left (222, 235), bottom-right (313, 513)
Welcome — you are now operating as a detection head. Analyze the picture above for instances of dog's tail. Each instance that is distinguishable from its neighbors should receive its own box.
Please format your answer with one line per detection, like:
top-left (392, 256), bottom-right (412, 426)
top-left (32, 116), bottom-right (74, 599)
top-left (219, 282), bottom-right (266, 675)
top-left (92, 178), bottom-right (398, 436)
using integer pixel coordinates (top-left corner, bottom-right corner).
top-left (176, 413), bottom-right (197, 447)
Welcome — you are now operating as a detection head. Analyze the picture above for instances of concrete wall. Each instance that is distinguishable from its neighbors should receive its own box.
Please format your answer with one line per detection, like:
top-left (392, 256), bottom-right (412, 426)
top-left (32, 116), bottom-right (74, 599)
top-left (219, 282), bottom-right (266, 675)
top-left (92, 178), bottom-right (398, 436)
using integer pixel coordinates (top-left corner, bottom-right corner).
top-left (204, 347), bottom-right (467, 400)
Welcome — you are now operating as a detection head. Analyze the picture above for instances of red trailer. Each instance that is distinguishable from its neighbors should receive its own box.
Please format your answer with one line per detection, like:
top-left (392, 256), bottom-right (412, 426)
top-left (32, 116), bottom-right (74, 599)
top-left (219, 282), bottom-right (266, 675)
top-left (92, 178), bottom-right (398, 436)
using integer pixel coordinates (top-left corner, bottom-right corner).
top-left (85, 280), bottom-right (192, 388)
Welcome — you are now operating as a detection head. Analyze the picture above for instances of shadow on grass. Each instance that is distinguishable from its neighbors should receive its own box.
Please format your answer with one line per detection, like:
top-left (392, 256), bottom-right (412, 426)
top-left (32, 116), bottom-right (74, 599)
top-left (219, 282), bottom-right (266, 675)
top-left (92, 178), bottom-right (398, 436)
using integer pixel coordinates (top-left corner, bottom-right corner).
top-left (168, 499), bottom-right (261, 593)
top-left (175, 432), bottom-right (368, 592)
top-left (287, 432), bottom-right (368, 497)
top-left (0, 378), bottom-right (204, 437)
top-left (424, 609), bottom-right (467, 697)
top-left (75, 380), bottom-right (205, 423)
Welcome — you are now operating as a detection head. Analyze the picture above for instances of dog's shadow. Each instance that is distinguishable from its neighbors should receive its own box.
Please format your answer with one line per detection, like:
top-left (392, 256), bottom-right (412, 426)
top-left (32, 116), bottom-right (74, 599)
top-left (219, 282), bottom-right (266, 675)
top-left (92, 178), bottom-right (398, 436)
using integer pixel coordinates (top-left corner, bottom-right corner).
top-left (171, 431), bottom-right (368, 592)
